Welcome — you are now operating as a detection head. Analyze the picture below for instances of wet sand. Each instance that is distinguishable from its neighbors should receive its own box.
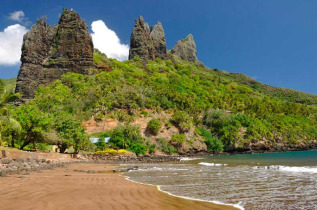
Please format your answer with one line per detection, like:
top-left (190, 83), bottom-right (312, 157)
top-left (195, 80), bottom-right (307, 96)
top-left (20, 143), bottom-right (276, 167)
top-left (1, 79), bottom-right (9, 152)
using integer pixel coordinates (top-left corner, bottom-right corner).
top-left (0, 163), bottom-right (237, 210)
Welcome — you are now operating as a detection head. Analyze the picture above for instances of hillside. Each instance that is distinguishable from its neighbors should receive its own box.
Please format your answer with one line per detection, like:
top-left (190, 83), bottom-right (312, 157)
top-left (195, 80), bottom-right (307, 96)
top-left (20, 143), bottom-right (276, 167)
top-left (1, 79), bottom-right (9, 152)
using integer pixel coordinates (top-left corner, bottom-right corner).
top-left (228, 73), bottom-right (317, 105)
top-left (1, 9), bottom-right (316, 155)
top-left (3, 50), bottom-right (316, 155)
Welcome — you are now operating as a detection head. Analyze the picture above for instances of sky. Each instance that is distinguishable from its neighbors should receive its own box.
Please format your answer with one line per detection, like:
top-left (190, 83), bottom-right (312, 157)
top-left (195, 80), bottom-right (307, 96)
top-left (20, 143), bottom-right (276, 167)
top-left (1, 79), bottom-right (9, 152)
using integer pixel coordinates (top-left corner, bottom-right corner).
top-left (0, 0), bottom-right (316, 94)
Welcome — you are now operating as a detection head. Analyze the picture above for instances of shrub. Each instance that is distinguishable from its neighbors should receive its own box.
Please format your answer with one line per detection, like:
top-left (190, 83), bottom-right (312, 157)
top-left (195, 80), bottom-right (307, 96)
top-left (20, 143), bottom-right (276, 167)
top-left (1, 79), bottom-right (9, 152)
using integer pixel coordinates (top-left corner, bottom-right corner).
top-left (149, 144), bottom-right (156, 154)
top-left (199, 128), bottom-right (223, 153)
top-left (170, 111), bottom-right (192, 132)
top-left (171, 134), bottom-right (186, 146)
top-left (129, 142), bottom-right (147, 155)
top-left (96, 148), bottom-right (128, 155)
top-left (141, 110), bottom-right (149, 117)
top-left (203, 109), bottom-right (231, 130)
top-left (157, 138), bottom-right (177, 154)
top-left (147, 119), bottom-right (162, 135)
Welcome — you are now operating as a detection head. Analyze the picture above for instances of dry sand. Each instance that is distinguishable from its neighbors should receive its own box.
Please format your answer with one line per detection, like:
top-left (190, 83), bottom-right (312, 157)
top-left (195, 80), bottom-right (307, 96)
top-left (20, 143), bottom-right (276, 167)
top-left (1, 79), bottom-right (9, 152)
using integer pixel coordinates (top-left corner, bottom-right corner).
top-left (0, 163), bottom-right (237, 210)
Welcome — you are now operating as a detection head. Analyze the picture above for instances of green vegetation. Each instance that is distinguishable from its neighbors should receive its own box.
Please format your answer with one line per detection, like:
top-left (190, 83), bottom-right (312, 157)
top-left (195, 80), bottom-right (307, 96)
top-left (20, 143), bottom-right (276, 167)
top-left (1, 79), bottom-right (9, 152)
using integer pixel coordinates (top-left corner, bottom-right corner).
top-left (170, 111), bottom-right (192, 133)
top-left (156, 138), bottom-right (177, 154)
top-left (146, 119), bottom-right (162, 135)
top-left (229, 73), bottom-right (317, 105)
top-left (1, 78), bottom-right (16, 93)
top-left (96, 124), bottom-right (150, 155)
top-left (0, 79), bottom-right (21, 147)
top-left (198, 127), bottom-right (223, 153)
top-left (1, 51), bottom-right (317, 154)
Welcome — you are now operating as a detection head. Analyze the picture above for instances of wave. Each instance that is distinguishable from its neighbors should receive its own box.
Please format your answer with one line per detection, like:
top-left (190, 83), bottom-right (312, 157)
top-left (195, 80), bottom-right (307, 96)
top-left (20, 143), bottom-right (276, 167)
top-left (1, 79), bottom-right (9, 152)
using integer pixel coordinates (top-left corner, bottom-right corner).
top-left (253, 165), bottom-right (317, 174)
top-left (199, 162), bottom-right (228, 167)
top-left (123, 175), bottom-right (244, 210)
top-left (135, 166), bottom-right (189, 172)
top-left (179, 157), bottom-right (204, 161)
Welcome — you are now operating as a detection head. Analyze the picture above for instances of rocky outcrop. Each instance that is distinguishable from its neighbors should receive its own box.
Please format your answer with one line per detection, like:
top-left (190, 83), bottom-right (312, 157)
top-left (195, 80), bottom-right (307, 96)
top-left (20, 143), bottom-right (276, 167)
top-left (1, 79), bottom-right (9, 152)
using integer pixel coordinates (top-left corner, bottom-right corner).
top-left (129, 17), bottom-right (155, 61)
top-left (15, 20), bottom-right (56, 99)
top-left (15, 8), bottom-right (93, 99)
top-left (129, 17), bottom-right (167, 62)
top-left (171, 34), bottom-right (197, 62)
top-left (150, 22), bottom-right (167, 59)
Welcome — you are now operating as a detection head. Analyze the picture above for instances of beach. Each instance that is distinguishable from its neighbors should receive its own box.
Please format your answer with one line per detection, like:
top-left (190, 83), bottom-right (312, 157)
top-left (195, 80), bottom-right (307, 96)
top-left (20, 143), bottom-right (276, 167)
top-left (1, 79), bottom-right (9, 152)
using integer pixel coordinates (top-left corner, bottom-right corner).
top-left (0, 163), bottom-right (237, 210)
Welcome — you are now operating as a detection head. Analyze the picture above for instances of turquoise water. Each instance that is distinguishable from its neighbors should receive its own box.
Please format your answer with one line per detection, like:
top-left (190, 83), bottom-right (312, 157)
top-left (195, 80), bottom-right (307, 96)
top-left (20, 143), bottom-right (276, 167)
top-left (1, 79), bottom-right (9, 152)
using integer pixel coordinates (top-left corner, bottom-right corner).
top-left (125, 151), bottom-right (317, 209)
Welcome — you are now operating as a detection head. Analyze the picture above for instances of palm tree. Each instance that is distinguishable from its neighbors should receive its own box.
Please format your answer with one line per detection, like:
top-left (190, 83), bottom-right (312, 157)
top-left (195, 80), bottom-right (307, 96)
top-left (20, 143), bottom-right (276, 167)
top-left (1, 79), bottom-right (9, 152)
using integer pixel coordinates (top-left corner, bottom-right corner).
top-left (0, 80), bottom-right (21, 147)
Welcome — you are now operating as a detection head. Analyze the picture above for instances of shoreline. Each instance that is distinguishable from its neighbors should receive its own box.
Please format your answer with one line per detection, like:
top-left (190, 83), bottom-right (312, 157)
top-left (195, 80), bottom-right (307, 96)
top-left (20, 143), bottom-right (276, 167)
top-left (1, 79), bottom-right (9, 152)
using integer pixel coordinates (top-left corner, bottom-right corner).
top-left (0, 162), bottom-right (238, 210)
top-left (122, 173), bottom-right (243, 210)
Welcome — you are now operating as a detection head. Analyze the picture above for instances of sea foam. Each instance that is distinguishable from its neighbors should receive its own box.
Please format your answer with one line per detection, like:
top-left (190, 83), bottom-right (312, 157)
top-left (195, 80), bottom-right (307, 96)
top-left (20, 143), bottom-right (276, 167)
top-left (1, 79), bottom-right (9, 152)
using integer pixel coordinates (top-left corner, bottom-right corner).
top-left (122, 175), bottom-right (244, 210)
top-left (179, 157), bottom-right (203, 161)
top-left (254, 165), bottom-right (317, 174)
top-left (198, 162), bottom-right (227, 166)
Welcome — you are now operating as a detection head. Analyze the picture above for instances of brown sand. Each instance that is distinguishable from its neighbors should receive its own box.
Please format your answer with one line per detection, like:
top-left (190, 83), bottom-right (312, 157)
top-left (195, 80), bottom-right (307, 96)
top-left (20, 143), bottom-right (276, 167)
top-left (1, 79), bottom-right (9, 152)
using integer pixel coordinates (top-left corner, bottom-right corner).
top-left (0, 163), bottom-right (237, 210)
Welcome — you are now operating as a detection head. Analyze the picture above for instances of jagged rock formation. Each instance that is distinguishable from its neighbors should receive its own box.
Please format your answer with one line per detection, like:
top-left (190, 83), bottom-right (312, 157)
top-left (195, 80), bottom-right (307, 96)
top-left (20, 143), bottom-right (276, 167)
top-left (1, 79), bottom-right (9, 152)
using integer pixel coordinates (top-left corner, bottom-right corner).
top-left (129, 16), bottom-right (155, 61)
top-left (15, 20), bottom-right (56, 98)
top-left (150, 22), bottom-right (167, 59)
top-left (16, 8), bottom-right (93, 99)
top-left (128, 17), bottom-right (197, 62)
top-left (171, 34), bottom-right (197, 62)
top-left (129, 17), bottom-right (167, 61)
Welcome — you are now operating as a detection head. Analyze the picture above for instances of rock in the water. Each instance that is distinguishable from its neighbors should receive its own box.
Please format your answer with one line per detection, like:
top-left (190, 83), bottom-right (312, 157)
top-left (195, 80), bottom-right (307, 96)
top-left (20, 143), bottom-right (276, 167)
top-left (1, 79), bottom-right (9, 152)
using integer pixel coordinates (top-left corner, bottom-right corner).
top-left (171, 34), bottom-right (197, 62)
top-left (150, 22), bottom-right (167, 59)
top-left (129, 16), bottom-right (155, 62)
top-left (15, 8), bottom-right (94, 99)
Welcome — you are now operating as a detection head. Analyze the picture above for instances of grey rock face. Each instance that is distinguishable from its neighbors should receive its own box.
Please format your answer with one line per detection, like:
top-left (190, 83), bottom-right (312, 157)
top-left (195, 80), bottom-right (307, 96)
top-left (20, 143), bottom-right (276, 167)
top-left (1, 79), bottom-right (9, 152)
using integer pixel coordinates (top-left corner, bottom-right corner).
top-left (15, 8), bottom-right (94, 99)
top-left (129, 16), bottom-right (155, 61)
top-left (150, 22), bottom-right (167, 59)
top-left (171, 34), bottom-right (197, 62)
top-left (129, 17), bottom-right (167, 61)
top-left (15, 19), bottom-right (56, 99)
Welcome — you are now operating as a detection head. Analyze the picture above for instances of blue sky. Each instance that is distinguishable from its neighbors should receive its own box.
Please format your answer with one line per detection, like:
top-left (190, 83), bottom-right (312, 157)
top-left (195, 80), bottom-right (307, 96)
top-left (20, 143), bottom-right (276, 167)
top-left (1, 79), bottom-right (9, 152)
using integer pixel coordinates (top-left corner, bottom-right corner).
top-left (0, 0), bottom-right (316, 94)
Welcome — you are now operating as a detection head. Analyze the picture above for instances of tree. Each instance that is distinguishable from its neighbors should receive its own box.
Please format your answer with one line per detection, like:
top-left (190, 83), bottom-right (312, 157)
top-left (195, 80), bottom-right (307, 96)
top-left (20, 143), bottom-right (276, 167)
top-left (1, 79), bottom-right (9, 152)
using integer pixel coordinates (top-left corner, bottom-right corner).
top-left (0, 80), bottom-right (21, 147)
top-left (14, 104), bottom-right (52, 150)
top-left (54, 112), bottom-right (89, 153)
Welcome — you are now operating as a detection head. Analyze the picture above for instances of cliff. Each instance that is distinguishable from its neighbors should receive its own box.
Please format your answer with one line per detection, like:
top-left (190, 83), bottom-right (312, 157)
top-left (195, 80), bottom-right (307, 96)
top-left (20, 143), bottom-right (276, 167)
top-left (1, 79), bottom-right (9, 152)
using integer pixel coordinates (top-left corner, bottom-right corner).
top-left (15, 8), bottom-right (93, 99)
top-left (129, 17), bottom-right (168, 62)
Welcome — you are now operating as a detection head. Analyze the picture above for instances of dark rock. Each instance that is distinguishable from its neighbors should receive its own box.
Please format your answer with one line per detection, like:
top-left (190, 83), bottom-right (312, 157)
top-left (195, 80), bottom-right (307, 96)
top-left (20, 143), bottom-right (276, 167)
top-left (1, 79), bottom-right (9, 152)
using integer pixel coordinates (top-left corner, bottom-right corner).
top-left (15, 19), bottom-right (56, 99)
top-left (87, 170), bottom-right (95, 174)
top-left (16, 8), bottom-right (93, 99)
top-left (14, 158), bottom-right (25, 163)
top-left (22, 172), bottom-right (30, 175)
top-left (17, 176), bottom-right (26, 179)
top-left (171, 34), bottom-right (197, 62)
top-left (64, 174), bottom-right (72, 176)
top-left (129, 16), bottom-right (155, 62)
top-left (1, 158), bottom-right (12, 164)
top-left (0, 171), bottom-right (7, 177)
top-left (150, 22), bottom-right (167, 59)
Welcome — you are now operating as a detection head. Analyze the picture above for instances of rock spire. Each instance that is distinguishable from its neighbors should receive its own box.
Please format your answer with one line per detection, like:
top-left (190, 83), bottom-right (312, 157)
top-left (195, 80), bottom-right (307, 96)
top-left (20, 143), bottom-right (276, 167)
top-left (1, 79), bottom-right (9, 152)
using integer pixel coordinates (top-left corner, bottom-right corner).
top-left (129, 17), bottom-right (167, 61)
top-left (171, 34), bottom-right (197, 62)
top-left (15, 8), bottom-right (94, 99)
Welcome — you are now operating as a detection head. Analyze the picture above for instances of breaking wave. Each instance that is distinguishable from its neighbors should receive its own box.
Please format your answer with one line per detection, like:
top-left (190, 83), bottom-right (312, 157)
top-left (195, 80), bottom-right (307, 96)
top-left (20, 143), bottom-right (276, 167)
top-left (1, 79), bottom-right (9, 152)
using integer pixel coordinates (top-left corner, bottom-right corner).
top-left (198, 162), bottom-right (228, 166)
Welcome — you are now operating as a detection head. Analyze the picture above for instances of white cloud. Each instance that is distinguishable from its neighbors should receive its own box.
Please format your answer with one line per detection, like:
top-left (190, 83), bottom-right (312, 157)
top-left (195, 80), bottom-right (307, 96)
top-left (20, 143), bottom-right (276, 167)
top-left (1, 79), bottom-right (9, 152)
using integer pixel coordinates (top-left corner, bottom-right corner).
top-left (8, 11), bottom-right (30, 26)
top-left (0, 24), bottom-right (28, 65)
top-left (8, 11), bottom-right (25, 22)
top-left (91, 20), bottom-right (129, 61)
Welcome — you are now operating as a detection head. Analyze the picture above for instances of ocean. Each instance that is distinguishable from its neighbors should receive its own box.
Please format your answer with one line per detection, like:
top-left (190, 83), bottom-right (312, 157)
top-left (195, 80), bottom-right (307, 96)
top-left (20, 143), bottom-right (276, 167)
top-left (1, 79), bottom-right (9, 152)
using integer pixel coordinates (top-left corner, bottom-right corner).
top-left (124, 150), bottom-right (317, 210)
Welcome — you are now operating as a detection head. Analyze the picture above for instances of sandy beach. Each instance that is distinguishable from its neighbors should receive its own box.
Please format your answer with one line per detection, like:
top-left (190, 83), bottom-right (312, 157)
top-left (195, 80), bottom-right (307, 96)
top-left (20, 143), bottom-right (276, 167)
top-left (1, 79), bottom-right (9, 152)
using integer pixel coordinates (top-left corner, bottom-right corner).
top-left (0, 163), bottom-right (237, 210)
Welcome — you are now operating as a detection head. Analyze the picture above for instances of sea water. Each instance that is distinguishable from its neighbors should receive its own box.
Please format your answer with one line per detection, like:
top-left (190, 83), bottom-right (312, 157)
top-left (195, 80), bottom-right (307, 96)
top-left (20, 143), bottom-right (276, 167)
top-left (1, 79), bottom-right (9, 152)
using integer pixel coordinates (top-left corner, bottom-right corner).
top-left (124, 150), bottom-right (317, 209)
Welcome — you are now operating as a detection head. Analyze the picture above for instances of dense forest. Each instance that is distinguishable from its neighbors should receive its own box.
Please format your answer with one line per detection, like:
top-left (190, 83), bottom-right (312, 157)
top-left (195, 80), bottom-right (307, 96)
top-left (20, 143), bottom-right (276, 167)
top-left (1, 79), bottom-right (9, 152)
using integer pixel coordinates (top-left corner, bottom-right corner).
top-left (1, 51), bottom-right (317, 155)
